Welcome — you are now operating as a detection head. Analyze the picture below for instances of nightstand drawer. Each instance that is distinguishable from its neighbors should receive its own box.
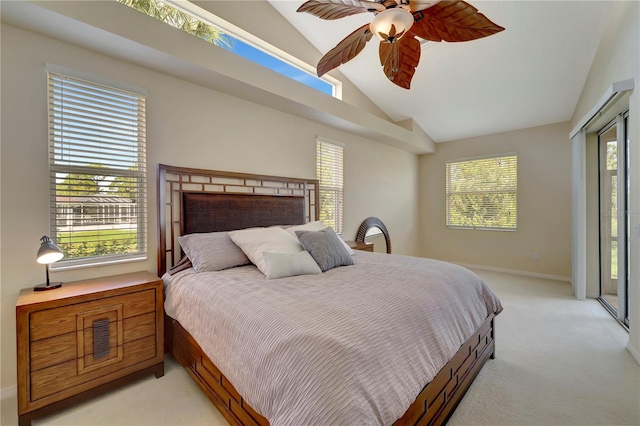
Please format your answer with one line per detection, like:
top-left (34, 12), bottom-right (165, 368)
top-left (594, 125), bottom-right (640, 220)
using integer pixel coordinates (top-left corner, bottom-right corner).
top-left (31, 335), bottom-right (157, 401)
top-left (29, 289), bottom-right (155, 341)
top-left (30, 311), bottom-right (157, 372)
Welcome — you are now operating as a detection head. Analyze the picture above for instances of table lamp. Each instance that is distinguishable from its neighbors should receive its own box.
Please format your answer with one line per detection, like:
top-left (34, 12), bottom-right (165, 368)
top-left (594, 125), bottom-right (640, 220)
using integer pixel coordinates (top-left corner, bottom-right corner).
top-left (35, 235), bottom-right (64, 291)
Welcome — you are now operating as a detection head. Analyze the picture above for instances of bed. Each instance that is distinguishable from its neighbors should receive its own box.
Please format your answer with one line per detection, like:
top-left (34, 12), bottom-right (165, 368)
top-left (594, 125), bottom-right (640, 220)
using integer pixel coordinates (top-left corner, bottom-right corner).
top-left (157, 164), bottom-right (502, 426)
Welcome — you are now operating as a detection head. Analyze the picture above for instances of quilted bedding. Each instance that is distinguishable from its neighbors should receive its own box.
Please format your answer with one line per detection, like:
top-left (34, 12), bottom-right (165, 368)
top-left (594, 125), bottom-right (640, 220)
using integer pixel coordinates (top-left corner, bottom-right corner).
top-left (164, 251), bottom-right (502, 426)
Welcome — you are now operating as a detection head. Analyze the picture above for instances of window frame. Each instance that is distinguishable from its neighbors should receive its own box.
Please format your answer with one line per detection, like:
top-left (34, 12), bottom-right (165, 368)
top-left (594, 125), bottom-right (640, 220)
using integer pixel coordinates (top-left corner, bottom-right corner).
top-left (47, 65), bottom-right (148, 270)
top-left (445, 153), bottom-right (518, 231)
top-left (316, 137), bottom-right (344, 234)
top-left (129, 0), bottom-right (342, 98)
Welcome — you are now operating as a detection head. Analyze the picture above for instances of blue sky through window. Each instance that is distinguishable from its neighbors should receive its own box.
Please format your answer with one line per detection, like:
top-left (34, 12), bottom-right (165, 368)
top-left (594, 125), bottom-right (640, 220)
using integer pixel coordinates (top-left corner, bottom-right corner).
top-left (221, 37), bottom-right (333, 96)
top-left (118, 0), bottom-right (336, 97)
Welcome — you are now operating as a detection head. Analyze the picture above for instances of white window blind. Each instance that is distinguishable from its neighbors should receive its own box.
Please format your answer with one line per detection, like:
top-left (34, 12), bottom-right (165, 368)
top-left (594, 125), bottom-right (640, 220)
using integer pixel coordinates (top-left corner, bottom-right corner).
top-left (446, 154), bottom-right (517, 230)
top-left (48, 71), bottom-right (147, 268)
top-left (317, 138), bottom-right (344, 234)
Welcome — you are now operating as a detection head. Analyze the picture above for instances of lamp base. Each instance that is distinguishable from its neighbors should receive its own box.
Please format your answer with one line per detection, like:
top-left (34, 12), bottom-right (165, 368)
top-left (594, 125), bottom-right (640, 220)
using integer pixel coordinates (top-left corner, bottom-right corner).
top-left (34, 282), bottom-right (63, 291)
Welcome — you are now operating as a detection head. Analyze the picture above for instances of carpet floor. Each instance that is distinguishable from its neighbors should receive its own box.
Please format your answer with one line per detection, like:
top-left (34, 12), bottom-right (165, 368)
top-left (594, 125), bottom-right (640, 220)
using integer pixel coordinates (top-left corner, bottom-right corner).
top-left (2, 269), bottom-right (638, 425)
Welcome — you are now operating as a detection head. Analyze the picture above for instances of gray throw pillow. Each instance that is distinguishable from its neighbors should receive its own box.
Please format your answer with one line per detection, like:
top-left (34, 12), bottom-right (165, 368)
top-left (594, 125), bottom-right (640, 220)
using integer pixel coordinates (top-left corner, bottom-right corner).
top-left (178, 232), bottom-right (250, 272)
top-left (295, 227), bottom-right (354, 272)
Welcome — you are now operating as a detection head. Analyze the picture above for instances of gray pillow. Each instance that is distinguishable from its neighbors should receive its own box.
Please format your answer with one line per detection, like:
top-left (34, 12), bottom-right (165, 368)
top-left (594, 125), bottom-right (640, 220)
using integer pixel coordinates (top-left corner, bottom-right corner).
top-left (178, 232), bottom-right (250, 272)
top-left (295, 227), bottom-right (354, 272)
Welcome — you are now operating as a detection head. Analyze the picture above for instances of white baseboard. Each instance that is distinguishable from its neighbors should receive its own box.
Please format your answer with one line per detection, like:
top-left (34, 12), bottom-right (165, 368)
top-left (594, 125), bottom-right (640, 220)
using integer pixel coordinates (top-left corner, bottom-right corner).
top-left (453, 262), bottom-right (571, 283)
top-left (1, 385), bottom-right (17, 400)
top-left (627, 343), bottom-right (640, 366)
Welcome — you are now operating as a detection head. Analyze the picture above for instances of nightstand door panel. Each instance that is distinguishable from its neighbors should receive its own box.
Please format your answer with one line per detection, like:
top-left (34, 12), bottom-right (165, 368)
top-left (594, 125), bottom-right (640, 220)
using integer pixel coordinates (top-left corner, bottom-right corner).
top-left (77, 304), bottom-right (124, 375)
top-left (81, 318), bottom-right (119, 360)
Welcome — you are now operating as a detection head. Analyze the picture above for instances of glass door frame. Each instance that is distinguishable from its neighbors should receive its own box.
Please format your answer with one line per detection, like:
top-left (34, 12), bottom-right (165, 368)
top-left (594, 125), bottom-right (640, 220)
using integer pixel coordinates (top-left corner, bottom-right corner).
top-left (623, 111), bottom-right (629, 327)
top-left (597, 112), bottom-right (629, 328)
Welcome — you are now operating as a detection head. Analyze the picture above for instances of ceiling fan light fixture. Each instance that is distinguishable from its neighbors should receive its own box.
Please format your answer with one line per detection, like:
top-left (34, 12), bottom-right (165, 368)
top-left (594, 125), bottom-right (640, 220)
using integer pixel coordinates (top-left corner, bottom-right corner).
top-left (370, 8), bottom-right (414, 43)
top-left (297, 0), bottom-right (505, 89)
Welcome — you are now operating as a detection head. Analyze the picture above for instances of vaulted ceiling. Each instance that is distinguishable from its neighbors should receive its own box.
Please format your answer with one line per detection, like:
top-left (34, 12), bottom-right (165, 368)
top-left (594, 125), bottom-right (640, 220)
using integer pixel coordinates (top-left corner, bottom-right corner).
top-left (269, 1), bottom-right (614, 142)
top-left (1, 1), bottom-right (615, 145)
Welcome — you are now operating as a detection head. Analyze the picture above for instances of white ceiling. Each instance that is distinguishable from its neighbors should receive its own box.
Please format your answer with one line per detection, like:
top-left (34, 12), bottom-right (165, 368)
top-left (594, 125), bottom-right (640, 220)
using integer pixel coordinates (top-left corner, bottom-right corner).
top-left (269, 1), bottom-right (614, 142)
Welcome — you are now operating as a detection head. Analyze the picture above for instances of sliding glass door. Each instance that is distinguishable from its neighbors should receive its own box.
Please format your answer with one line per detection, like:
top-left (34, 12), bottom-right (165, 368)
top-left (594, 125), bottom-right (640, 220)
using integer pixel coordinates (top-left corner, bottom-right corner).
top-left (598, 113), bottom-right (629, 327)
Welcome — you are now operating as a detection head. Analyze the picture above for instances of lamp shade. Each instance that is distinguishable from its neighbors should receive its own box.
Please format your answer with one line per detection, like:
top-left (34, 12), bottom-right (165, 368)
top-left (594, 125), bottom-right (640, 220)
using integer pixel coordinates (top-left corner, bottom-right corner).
top-left (36, 236), bottom-right (64, 265)
top-left (370, 8), bottom-right (415, 43)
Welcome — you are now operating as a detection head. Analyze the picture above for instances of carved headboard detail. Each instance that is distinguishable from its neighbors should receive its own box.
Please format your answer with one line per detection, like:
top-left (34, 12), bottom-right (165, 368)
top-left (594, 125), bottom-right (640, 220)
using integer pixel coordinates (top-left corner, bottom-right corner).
top-left (157, 164), bottom-right (319, 276)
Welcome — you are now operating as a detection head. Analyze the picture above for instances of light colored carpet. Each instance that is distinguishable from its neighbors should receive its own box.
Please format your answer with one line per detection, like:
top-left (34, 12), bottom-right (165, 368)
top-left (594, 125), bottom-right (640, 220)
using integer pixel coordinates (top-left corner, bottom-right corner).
top-left (2, 269), bottom-right (638, 426)
top-left (448, 270), bottom-right (639, 426)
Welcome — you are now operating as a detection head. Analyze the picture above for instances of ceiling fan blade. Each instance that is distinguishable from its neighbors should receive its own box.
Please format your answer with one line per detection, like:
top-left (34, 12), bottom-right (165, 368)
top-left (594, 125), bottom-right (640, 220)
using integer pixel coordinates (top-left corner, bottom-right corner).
top-left (411, 0), bottom-right (504, 42)
top-left (297, 0), bottom-right (385, 20)
top-left (406, 0), bottom-right (441, 12)
top-left (317, 23), bottom-right (373, 76)
top-left (379, 35), bottom-right (421, 89)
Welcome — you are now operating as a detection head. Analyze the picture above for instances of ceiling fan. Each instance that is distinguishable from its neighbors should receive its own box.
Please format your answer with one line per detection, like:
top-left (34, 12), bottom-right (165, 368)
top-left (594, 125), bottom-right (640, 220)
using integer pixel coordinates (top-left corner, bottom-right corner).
top-left (297, 0), bottom-right (505, 89)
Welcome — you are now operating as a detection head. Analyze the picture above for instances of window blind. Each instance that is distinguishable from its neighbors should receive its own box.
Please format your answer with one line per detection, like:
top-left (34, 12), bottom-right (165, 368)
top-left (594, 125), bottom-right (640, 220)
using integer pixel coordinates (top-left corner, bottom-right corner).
top-left (317, 138), bottom-right (344, 234)
top-left (446, 154), bottom-right (517, 230)
top-left (48, 71), bottom-right (147, 267)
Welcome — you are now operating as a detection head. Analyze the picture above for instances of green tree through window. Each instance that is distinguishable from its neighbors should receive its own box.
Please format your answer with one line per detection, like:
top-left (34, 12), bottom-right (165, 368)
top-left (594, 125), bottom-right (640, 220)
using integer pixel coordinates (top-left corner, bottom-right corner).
top-left (317, 139), bottom-right (344, 234)
top-left (48, 69), bottom-right (147, 266)
top-left (118, 0), bottom-right (230, 48)
top-left (446, 154), bottom-right (517, 230)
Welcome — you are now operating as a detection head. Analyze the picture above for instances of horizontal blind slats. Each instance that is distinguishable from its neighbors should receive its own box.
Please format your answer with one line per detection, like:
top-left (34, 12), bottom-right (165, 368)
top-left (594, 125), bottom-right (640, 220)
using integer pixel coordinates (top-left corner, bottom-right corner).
top-left (317, 139), bottom-right (344, 233)
top-left (446, 155), bottom-right (517, 230)
top-left (48, 71), bottom-right (147, 265)
top-left (49, 120), bottom-right (146, 138)
top-left (48, 99), bottom-right (146, 120)
top-left (49, 75), bottom-right (144, 103)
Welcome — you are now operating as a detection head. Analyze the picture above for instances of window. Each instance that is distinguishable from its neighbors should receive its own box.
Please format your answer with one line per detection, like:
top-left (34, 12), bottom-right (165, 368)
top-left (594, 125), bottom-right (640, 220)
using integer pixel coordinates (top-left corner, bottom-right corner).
top-left (317, 138), bottom-right (344, 234)
top-left (48, 68), bottom-right (147, 268)
top-left (118, 0), bottom-right (340, 97)
top-left (446, 154), bottom-right (517, 230)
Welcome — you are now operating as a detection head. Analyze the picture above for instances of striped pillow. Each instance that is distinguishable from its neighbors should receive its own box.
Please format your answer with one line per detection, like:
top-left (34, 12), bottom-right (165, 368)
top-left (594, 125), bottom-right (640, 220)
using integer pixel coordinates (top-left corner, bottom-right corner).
top-left (178, 232), bottom-right (250, 272)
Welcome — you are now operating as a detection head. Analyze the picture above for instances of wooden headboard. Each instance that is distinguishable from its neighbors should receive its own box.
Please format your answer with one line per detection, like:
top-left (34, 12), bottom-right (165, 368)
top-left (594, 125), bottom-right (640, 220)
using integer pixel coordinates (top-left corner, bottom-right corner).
top-left (157, 164), bottom-right (319, 276)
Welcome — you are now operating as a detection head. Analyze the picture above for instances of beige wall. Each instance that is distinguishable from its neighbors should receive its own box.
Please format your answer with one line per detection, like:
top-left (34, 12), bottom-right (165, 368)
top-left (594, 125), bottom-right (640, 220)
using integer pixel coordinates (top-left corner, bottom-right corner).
top-left (195, 0), bottom-right (390, 121)
top-left (571, 2), bottom-right (638, 127)
top-left (571, 0), bottom-right (639, 362)
top-left (0, 24), bottom-right (419, 388)
top-left (419, 122), bottom-right (572, 279)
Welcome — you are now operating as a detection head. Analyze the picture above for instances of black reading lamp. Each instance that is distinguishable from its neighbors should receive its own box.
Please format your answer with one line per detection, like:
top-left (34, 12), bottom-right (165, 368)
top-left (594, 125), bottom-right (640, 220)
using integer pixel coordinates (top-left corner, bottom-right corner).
top-left (35, 235), bottom-right (64, 291)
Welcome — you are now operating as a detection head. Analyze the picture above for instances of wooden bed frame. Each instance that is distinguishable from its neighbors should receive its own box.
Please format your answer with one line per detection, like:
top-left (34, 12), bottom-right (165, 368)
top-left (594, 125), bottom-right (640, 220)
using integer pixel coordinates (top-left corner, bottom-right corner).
top-left (157, 164), bottom-right (496, 426)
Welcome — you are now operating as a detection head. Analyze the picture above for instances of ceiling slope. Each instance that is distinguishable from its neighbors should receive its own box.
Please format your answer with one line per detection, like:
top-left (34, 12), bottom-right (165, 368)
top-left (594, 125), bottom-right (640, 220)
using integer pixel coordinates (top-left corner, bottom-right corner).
top-left (270, 0), bottom-right (614, 142)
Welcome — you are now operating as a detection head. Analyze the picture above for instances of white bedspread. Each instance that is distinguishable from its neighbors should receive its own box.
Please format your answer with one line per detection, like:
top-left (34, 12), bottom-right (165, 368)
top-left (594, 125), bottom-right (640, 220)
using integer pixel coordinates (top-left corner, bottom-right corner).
top-left (164, 252), bottom-right (502, 426)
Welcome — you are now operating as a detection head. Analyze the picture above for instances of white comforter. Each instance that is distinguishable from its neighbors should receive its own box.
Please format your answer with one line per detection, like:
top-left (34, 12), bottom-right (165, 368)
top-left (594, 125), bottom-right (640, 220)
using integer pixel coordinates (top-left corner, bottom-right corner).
top-left (164, 252), bottom-right (502, 426)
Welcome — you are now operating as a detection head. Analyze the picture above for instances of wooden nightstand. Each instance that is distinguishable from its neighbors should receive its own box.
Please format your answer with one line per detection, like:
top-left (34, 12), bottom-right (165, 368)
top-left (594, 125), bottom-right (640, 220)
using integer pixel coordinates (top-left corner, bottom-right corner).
top-left (346, 240), bottom-right (374, 252)
top-left (16, 271), bottom-right (164, 426)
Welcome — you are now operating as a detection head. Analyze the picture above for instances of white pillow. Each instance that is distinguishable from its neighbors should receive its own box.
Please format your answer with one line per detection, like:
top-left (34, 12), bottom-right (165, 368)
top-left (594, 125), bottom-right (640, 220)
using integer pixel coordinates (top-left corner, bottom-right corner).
top-left (263, 251), bottom-right (322, 279)
top-left (286, 221), bottom-right (355, 255)
top-left (228, 227), bottom-right (303, 275)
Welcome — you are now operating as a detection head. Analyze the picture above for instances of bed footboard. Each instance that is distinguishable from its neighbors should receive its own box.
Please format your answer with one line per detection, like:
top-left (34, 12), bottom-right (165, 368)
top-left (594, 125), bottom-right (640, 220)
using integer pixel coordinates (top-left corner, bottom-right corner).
top-left (395, 314), bottom-right (495, 425)
top-left (165, 314), bottom-right (495, 426)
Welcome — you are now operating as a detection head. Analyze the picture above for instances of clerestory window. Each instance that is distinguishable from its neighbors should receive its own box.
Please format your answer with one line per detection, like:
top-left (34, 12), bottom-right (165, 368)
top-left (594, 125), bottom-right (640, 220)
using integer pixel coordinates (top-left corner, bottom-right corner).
top-left (117, 0), bottom-right (340, 97)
